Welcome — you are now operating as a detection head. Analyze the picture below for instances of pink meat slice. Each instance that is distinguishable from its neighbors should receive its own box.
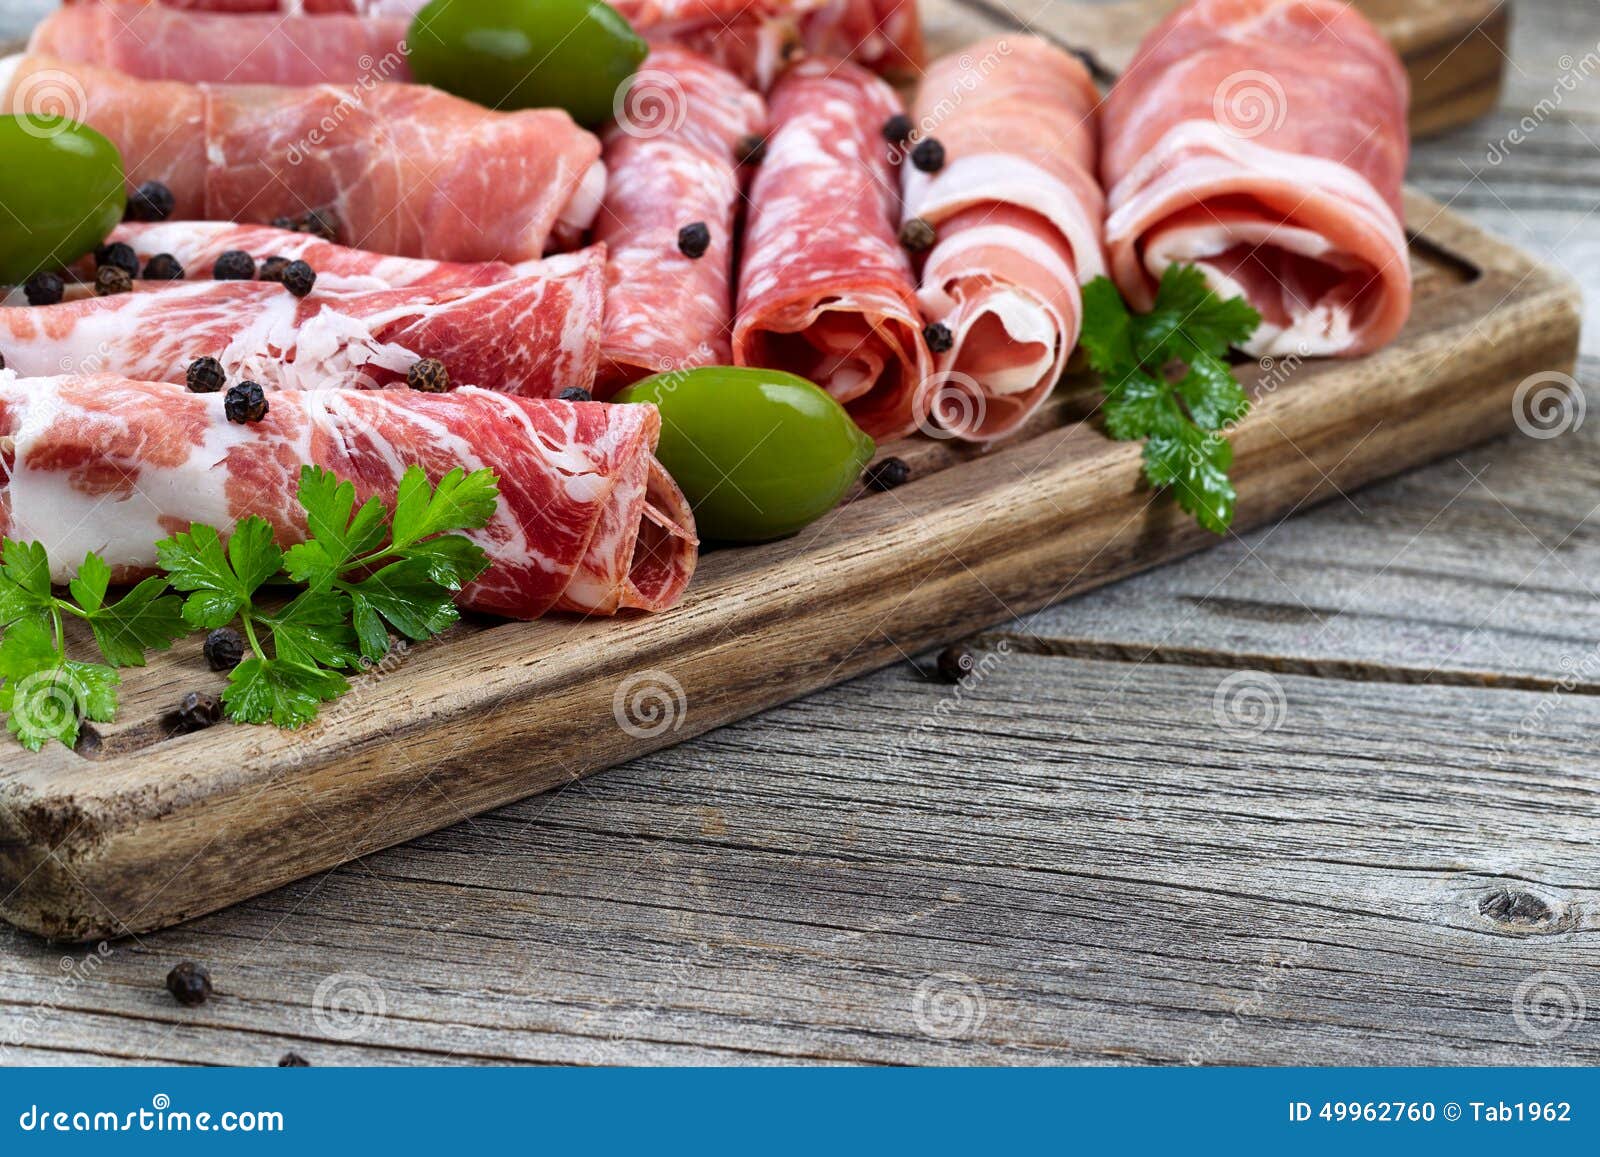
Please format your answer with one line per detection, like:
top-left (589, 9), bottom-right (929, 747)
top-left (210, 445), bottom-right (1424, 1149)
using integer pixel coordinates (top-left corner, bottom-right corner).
top-left (903, 36), bottom-right (1104, 442)
top-left (30, 3), bottom-right (412, 85)
top-left (594, 47), bottom-right (765, 395)
top-left (0, 248), bottom-right (604, 396)
top-left (73, 0), bottom-right (923, 87)
top-left (1101, 0), bottom-right (1411, 357)
top-left (101, 221), bottom-right (553, 292)
top-left (0, 375), bottom-right (696, 618)
top-left (733, 58), bottom-right (929, 440)
top-left (0, 56), bottom-right (603, 263)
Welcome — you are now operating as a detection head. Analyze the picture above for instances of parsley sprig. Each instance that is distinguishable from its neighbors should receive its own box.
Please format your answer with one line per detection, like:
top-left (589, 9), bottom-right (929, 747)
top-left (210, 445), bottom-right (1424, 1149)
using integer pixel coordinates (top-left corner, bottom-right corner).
top-left (1081, 265), bottom-right (1262, 533)
top-left (0, 544), bottom-right (186, 749)
top-left (0, 463), bottom-right (499, 748)
top-left (156, 465), bottom-right (498, 728)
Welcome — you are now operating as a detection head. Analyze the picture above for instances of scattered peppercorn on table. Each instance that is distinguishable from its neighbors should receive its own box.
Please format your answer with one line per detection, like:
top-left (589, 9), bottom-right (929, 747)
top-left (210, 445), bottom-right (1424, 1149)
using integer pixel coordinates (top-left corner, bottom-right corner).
top-left (5, 0), bottom-right (1600, 1069)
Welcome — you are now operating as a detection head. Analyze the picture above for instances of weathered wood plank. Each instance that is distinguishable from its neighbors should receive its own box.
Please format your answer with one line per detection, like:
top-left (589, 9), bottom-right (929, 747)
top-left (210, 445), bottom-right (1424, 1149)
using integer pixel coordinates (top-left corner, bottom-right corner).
top-left (3, 654), bottom-right (1598, 1065)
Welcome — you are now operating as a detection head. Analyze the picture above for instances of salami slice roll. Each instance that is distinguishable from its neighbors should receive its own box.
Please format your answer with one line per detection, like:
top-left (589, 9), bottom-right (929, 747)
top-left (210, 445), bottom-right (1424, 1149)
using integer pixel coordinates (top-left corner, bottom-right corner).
top-left (0, 375), bottom-right (697, 618)
top-left (1101, 0), bottom-right (1411, 357)
top-left (733, 58), bottom-right (930, 439)
top-left (594, 48), bottom-right (765, 394)
top-left (903, 37), bottom-right (1104, 442)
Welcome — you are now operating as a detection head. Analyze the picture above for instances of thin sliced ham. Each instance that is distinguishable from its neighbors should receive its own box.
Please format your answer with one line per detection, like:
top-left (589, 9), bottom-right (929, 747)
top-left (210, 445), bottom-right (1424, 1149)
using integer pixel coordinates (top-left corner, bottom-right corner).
top-left (733, 58), bottom-right (929, 439)
top-left (1101, 0), bottom-right (1411, 357)
top-left (595, 47), bottom-right (765, 394)
top-left (0, 375), bottom-right (696, 618)
top-left (96, 221), bottom-right (551, 292)
top-left (0, 55), bottom-right (604, 264)
top-left (0, 248), bottom-right (604, 396)
top-left (71, 0), bottom-right (923, 88)
top-left (903, 36), bottom-right (1104, 442)
top-left (30, 3), bottom-right (412, 85)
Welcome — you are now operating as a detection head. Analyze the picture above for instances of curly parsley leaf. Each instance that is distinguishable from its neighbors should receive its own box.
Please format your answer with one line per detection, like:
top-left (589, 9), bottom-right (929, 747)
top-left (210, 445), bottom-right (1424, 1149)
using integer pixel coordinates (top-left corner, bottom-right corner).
top-left (1082, 267), bottom-right (1261, 534)
top-left (284, 467), bottom-right (389, 587)
top-left (0, 618), bottom-right (118, 751)
top-left (69, 555), bottom-right (187, 668)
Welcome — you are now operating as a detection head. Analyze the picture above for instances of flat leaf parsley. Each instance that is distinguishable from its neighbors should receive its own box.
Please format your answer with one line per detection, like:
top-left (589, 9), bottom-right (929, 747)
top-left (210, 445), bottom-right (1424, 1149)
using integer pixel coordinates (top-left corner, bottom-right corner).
top-left (1081, 265), bottom-right (1262, 534)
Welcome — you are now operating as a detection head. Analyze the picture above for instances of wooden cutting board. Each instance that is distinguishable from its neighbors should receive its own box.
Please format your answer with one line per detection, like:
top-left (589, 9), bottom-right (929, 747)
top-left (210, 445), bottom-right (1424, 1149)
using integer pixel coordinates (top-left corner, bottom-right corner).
top-left (0, 192), bottom-right (1580, 940)
top-left (0, 2), bottom-right (1539, 939)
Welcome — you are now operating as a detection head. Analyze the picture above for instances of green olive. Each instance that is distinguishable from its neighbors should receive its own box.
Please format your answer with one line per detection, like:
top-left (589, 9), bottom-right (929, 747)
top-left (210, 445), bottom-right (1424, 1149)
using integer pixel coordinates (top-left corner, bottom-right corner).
top-left (0, 116), bottom-right (126, 285)
top-left (615, 367), bottom-right (876, 542)
top-left (408, 0), bottom-right (648, 128)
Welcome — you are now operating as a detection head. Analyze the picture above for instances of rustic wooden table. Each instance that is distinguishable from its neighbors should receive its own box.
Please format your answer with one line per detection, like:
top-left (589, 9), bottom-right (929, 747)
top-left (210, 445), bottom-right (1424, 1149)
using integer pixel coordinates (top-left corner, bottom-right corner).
top-left (2, 0), bottom-right (1596, 1065)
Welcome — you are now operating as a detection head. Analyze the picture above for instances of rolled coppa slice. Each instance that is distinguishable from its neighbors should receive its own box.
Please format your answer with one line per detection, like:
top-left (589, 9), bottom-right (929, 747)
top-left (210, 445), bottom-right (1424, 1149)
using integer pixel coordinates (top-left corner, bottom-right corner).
top-left (733, 58), bottom-right (930, 440)
top-left (0, 55), bottom-right (605, 264)
top-left (1100, 0), bottom-right (1411, 357)
top-left (0, 375), bottom-right (697, 618)
top-left (0, 248), bottom-right (605, 396)
top-left (903, 35), bottom-right (1105, 442)
top-left (595, 47), bottom-right (766, 394)
top-left (96, 221), bottom-right (559, 292)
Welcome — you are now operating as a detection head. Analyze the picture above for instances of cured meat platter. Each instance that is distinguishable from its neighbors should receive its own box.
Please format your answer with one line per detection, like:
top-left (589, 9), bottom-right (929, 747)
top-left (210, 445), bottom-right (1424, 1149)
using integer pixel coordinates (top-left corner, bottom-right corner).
top-left (0, 0), bottom-right (1575, 941)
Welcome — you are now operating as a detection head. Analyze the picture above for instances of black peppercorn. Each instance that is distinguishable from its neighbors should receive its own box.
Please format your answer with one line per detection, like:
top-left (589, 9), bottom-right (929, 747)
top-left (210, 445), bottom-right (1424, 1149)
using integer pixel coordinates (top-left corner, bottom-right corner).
top-left (224, 381), bottom-right (268, 423)
top-left (213, 249), bottom-right (256, 280)
top-left (280, 259), bottom-right (316, 297)
top-left (0, 351), bottom-right (5, 370)
top-left (257, 255), bottom-right (290, 283)
top-left (142, 252), bottom-right (185, 281)
top-left (271, 216), bottom-right (297, 230)
top-left (175, 690), bottom-right (222, 732)
top-left (278, 1052), bottom-right (310, 1067)
top-left (407, 357), bottom-right (451, 393)
top-left (203, 626), bottom-right (245, 671)
top-left (166, 961), bottom-right (213, 1007)
top-left (677, 221), bottom-right (711, 259)
top-left (23, 271), bottom-right (64, 306)
top-left (735, 132), bottom-right (767, 165)
top-left (863, 456), bottom-right (911, 491)
top-left (299, 208), bottom-right (339, 243)
top-left (558, 386), bottom-right (592, 402)
top-left (936, 643), bottom-right (976, 684)
top-left (898, 217), bottom-right (936, 253)
top-left (186, 356), bottom-right (226, 394)
top-left (95, 241), bottom-right (139, 278)
top-left (911, 137), bottom-right (946, 173)
top-left (94, 265), bottom-right (132, 296)
top-left (125, 180), bottom-right (175, 222)
top-left (882, 113), bottom-right (914, 145)
top-left (924, 321), bottom-right (954, 354)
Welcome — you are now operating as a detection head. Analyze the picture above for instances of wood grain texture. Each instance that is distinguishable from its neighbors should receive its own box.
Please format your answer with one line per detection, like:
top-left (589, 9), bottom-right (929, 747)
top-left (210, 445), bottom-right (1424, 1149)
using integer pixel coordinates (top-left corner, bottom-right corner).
top-left (4, 653), bottom-right (1599, 1065)
top-left (0, 194), bottom-right (1580, 942)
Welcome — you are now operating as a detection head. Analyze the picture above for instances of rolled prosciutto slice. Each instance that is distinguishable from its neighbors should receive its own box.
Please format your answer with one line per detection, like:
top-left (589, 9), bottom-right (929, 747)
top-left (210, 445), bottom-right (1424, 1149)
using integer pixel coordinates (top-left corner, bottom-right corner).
top-left (30, 3), bottom-right (412, 85)
top-left (0, 56), bottom-right (604, 264)
top-left (0, 248), bottom-right (604, 396)
top-left (79, 1), bottom-right (924, 87)
top-left (733, 59), bottom-right (929, 439)
top-left (95, 221), bottom-right (551, 292)
top-left (1101, 0), bottom-right (1411, 357)
top-left (0, 375), bottom-right (696, 617)
top-left (904, 37), bottom-right (1104, 442)
top-left (595, 48), bottom-right (765, 394)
